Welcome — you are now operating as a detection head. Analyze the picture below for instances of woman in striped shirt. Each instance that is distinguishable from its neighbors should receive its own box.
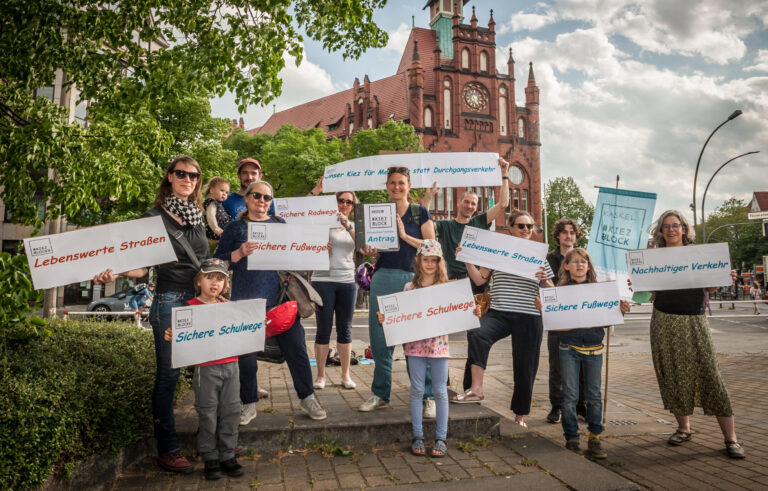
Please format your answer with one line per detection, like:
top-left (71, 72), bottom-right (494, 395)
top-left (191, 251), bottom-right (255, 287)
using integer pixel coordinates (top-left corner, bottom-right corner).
top-left (452, 210), bottom-right (554, 428)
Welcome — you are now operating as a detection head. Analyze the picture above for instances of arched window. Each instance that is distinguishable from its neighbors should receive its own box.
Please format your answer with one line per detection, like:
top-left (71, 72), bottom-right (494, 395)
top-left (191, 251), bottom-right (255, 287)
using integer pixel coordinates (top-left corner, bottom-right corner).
top-left (443, 80), bottom-right (452, 129)
top-left (367, 117), bottom-right (372, 129)
top-left (461, 48), bottom-right (470, 70)
top-left (424, 107), bottom-right (433, 128)
top-left (480, 51), bottom-right (488, 72)
top-left (518, 118), bottom-right (525, 139)
top-left (522, 189), bottom-right (528, 211)
top-left (499, 87), bottom-right (507, 135)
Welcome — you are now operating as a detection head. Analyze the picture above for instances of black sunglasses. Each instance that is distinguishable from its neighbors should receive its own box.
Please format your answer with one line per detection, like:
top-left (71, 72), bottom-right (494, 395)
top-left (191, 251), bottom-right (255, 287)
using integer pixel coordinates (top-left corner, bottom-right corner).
top-left (337, 198), bottom-right (354, 205)
top-left (515, 223), bottom-right (534, 230)
top-left (250, 191), bottom-right (273, 202)
top-left (172, 169), bottom-right (201, 181)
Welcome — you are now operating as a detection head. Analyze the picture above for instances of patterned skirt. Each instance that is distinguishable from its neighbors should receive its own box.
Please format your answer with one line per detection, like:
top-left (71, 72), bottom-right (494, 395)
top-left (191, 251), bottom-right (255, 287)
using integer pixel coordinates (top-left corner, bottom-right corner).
top-left (649, 309), bottom-right (733, 416)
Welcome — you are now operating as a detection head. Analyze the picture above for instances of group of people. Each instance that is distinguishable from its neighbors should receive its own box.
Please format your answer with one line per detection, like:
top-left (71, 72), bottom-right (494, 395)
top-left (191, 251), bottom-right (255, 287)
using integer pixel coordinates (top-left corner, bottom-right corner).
top-left (92, 154), bottom-right (745, 480)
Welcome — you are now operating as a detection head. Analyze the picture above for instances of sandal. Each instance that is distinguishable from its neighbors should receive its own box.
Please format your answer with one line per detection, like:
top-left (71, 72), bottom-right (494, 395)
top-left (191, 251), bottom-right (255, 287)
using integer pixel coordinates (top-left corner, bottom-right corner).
top-left (725, 440), bottom-right (746, 459)
top-left (411, 437), bottom-right (426, 456)
top-left (430, 439), bottom-right (447, 458)
top-left (450, 389), bottom-right (484, 404)
top-left (667, 429), bottom-right (693, 446)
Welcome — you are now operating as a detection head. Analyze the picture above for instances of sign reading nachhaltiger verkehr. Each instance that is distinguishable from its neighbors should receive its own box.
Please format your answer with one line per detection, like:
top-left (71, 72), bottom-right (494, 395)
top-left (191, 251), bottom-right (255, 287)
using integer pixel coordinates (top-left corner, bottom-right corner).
top-left (171, 298), bottom-right (266, 368)
top-left (272, 195), bottom-right (340, 227)
top-left (540, 281), bottom-right (625, 331)
top-left (24, 216), bottom-right (176, 290)
top-left (626, 242), bottom-right (732, 291)
top-left (377, 278), bottom-right (479, 346)
top-left (454, 226), bottom-right (549, 280)
top-left (246, 222), bottom-right (330, 271)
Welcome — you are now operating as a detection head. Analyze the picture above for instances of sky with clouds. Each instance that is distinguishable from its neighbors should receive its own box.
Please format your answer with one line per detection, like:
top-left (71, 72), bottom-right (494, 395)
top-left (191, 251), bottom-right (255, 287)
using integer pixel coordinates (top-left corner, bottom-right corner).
top-left (210, 0), bottom-right (768, 223)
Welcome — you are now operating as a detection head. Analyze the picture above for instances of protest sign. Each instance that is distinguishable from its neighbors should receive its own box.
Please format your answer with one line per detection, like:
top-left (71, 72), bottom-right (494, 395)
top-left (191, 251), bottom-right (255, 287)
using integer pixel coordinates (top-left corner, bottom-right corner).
top-left (272, 195), bottom-right (340, 227)
top-left (353, 203), bottom-right (399, 251)
top-left (322, 152), bottom-right (500, 192)
top-left (540, 281), bottom-right (625, 331)
top-left (171, 299), bottom-right (266, 368)
top-left (455, 226), bottom-right (548, 280)
top-left (23, 216), bottom-right (176, 290)
top-left (246, 223), bottom-right (330, 271)
top-left (377, 278), bottom-right (479, 346)
top-left (626, 243), bottom-right (732, 291)
top-left (586, 187), bottom-right (657, 299)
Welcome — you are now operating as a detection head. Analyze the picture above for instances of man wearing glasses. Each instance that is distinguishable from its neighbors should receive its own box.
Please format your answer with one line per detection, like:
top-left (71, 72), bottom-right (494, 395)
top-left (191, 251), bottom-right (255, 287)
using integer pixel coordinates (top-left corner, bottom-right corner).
top-left (223, 158), bottom-right (264, 219)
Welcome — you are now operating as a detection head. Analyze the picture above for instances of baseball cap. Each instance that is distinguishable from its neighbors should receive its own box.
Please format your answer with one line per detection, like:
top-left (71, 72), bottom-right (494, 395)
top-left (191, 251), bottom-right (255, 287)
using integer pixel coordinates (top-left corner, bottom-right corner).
top-left (199, 258), bottom-right (230, 277)
top-left (417, 239), bottom-right (443, 258)
top-left (237, 158), bottom-right (262, 172)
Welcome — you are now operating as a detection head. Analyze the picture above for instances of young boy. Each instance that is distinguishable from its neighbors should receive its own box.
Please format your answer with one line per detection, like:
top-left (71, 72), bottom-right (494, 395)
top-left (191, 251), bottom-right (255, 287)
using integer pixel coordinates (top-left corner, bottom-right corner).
top-left (164, 258), bottom-right (243, 480)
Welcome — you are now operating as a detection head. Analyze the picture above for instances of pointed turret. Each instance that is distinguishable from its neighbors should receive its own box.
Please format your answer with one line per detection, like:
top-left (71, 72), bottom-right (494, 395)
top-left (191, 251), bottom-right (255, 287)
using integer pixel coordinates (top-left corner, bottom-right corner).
top-left (525, 62), bottom-right (540, 143)
top-left (470, 6), bottom-right (477, 28)
top-left (527, 62), bottom-right (536, 86)
top-left (408, 40), bottom-right (424, 129)
top-left (489, 9), bottom-right (495, 32)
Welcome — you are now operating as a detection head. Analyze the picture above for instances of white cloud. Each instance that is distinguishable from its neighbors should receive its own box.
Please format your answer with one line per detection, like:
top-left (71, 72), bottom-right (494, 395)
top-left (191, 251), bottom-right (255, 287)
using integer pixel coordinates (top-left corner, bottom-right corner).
top-left (383, 23), bottom-right (411, 53)
top-left (745, 50), bottom-right (768, 72)
top-left (503, 3), bottom-right (558, 33)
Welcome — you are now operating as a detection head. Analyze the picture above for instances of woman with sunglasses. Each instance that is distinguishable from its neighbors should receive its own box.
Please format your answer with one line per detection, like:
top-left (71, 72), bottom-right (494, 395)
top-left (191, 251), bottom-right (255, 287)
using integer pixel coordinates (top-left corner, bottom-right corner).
top-left (93, 155), bottom-right (209, 474)
top-left (643, 210), bottom-right (744, 458)
top-left (214, 180), bottom-right (328, 423)
top-left (307, 178), bottom-right (359, 390)
top-left (359, 166), bottom-right (435, 413)
top-left (453, 210), bottom-right (554, 429)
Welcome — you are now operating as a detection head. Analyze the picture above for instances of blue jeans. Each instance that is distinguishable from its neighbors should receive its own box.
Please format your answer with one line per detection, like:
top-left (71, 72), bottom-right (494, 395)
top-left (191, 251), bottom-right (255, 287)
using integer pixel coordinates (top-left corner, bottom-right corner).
top-left (409, 357), bottom-right (449, 440)
top-left (312, 281), bottom-right (357, 344)
top-left (559, 344), bottom-right (603, 441)
top-left (149, 290), bottom-right (195, 455)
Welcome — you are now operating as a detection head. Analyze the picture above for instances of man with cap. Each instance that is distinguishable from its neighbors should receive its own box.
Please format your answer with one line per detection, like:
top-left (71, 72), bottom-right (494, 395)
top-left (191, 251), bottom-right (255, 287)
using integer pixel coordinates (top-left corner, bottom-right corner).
top-left (222, 158), bottom-right (263, 219)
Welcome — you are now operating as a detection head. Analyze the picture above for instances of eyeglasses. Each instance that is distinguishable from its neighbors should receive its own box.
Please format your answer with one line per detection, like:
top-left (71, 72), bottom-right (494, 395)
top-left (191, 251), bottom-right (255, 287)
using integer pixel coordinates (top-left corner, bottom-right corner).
top-left (515, 223), bottom-right (534, 230)
top-left (250, 192), bottom-right (273, 202)
top-left (337, 198), bottom-right (354, 205)
top-left (172, 169), bottom-right (201, 181)
top-left (662, 223), bottom-right (682, 231)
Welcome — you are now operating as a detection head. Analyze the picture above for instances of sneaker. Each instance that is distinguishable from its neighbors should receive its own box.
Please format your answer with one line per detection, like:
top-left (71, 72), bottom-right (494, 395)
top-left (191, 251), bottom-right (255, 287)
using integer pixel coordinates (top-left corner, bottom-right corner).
top-left (204, 459), bottom-right (222, 480)
top-left (220, 457), bottom-right (244, 477)
top-left (157, 450), bottom-right (194, 474)
top-left (565, 440), bottom-right (581, 454)
top-left (423, 399), bottom-right (436, 419)
top-left (546, 407), bottom-right (561, 424)
top-left (588, 438), bottom-right (607, 459)
top-left (300, 394), bottom-right (328, 420)
top-left (358, 395), bottom-right (388, 412)
top-left (240, 402), bottom-right (257, 426)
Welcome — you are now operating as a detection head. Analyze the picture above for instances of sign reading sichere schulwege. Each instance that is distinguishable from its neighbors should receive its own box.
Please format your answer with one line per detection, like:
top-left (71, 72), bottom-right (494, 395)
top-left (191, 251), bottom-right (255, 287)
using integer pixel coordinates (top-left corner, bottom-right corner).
top-left (23, 216), bottom-right (176, 290)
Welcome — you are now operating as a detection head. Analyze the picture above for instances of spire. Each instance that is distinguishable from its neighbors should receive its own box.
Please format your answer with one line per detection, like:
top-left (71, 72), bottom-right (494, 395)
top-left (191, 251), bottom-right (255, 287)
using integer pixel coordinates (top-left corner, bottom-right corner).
top-left (508, 47), bottom-right (514, 63)
top-left (470, 6), bottom-right (477, 27)
top-left (489, 9), bottom-right (495, 31)
top-left (412, 40), bottom-right (420, 62)
top-left (528, 62), bottom-right (536, 85)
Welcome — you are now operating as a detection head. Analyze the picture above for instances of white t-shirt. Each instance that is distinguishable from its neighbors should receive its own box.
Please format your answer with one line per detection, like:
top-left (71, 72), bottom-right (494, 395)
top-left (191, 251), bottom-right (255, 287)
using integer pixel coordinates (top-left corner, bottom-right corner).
top-left (312, 227), bottom-right (355, 283)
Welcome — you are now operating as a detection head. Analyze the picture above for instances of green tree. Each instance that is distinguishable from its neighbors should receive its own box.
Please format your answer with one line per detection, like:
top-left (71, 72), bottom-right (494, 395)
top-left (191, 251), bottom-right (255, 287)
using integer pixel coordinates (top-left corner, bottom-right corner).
top-left (704, 198), bottom-right (767, 269)
top-left (543, 177), bottom-right (594, 250)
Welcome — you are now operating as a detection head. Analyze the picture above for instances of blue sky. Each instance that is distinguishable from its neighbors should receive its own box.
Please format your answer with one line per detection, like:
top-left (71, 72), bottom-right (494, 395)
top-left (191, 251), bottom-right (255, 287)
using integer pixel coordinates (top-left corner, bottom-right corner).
top-left (211, 0), bottom-right (768, 223)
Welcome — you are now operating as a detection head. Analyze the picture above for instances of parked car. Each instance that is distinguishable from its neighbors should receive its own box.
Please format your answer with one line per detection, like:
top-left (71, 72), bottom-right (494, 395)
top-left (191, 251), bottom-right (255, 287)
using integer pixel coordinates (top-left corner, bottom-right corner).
top-left (86, 291), bottom-right (150, 321)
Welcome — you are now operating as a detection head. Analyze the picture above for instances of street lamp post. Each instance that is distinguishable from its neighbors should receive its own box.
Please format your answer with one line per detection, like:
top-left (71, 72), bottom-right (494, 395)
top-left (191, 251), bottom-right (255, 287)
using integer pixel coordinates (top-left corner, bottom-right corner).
top-left (701, 151), bottom-right (760, 242)
top-left (692, 110), bottom-right (742, 238)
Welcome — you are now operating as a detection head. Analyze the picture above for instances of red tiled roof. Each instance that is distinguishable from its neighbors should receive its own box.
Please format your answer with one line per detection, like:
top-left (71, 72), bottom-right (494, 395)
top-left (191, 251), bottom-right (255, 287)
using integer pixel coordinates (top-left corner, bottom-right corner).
top-left (750, 191), bottom-right (768, 211)
top-left (397, 28), bottom-right (438, 95)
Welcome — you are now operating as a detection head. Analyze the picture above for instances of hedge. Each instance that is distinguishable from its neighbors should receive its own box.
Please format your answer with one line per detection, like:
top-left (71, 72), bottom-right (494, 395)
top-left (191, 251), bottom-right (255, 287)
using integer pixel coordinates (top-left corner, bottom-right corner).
top-left (0, 319), bottom-right (189, 489)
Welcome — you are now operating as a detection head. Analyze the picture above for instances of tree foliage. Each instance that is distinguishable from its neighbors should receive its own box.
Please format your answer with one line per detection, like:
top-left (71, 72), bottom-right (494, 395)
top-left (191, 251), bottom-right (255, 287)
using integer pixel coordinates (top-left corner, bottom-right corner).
top-left (704, 198), bottom-right (768, 270)
top-left (543, 177), bottom-right (594, 250)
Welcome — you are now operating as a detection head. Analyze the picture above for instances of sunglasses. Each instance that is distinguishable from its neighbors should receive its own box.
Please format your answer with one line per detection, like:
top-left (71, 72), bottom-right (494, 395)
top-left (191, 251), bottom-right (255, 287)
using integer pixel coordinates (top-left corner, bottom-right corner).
top-left (172, 169), bottom-right (201, 181)
top-left (387, 166), bottom-right (410, 177)
top-left (250, 191), bottom-right (273, 202)
top-left (337, 198), bottom-right (354, 205)
top-left (515, 223), bottom-right (534, 230)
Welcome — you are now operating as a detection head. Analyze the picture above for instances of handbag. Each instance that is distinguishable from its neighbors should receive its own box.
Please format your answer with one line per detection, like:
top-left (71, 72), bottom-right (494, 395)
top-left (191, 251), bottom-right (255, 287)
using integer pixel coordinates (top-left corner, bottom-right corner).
top-left (265, 300), bottom-right (297, 337)
top-left (256, 337), bottom-right (285, 364)
top-left (277, 271), bottom-right (323, 318)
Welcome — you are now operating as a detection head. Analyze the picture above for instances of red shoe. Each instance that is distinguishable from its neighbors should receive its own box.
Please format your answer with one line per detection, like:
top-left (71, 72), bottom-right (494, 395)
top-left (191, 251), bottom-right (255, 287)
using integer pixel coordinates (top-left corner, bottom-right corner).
top-left (157, 450), bottom-right (194, 474)
top-left (364, 346), bottom-right (373, 359)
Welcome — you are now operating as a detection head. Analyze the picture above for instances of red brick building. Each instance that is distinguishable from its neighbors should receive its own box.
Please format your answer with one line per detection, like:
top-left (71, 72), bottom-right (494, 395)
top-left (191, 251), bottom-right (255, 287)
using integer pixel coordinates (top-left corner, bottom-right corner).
top-left (250, 0), bottom-right (542, 225)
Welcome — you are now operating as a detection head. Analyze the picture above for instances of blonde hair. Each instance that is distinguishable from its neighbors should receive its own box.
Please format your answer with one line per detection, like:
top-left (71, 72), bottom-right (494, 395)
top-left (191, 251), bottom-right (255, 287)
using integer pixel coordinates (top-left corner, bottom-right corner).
top-left (652, 210), bottom-right (695, 247)
top-left (193, 271), bottom-right (231, 299)
top-left (557, 248), bottom-right (597, 286)
top-left (238, 180), bottom-right (275, 220)
top-left (203, 176), bottom-right (230, 198)
top-left (411, 253), bottom-right (449, 289)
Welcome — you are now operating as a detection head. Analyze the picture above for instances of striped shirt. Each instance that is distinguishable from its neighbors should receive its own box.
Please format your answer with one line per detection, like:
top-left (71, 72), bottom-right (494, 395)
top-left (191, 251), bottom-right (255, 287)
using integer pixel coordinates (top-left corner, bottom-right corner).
top-left (489, 264), bottom-right (554, 316)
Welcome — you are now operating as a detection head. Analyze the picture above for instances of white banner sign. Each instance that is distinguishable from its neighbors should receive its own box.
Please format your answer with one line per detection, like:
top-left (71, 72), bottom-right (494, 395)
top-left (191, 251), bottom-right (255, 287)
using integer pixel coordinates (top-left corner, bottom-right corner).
top-left (171, 299), bottom-right (266, 368)
top-left (540, 281), bottom-right (625, 331)
top-left (455, 226), bottom-right (549, 280)
top-left (323, 152), bottom-right (500, 192)
top-left (377, 278), bottom-right (479, 346)
top-left (272, 195), bottom-right (340, 227)
top-left (364, 203), bottom-right (399, 251)
top-left (23, 216), bottom-right (176, 290)
top-left (626, 243), bottom-right (732, 291)
top-left (246, 223), bottom-right (330, 270)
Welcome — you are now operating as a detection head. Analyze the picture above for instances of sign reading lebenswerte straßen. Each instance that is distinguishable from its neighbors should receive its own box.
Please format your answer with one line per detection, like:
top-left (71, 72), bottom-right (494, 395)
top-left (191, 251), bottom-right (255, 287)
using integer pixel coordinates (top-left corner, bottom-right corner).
top-left (626, 243), bottom-right (732, 292)
top-left (377, 278), bottom-right (479, 347)
top-left (455, 226), bottom-right (549, 280)
top-left (246, 222), bottom-right (330, 271)
top-left (272, 195), bottom-right (340, 227)
top-left (171, 298), bottom-right (266, 368)
top-left (23, 216), bottom-right (176, 290)
top-left (322, 152), bottom-right (501, 192)
top-left (540, 281), bottom-right (625, 331)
